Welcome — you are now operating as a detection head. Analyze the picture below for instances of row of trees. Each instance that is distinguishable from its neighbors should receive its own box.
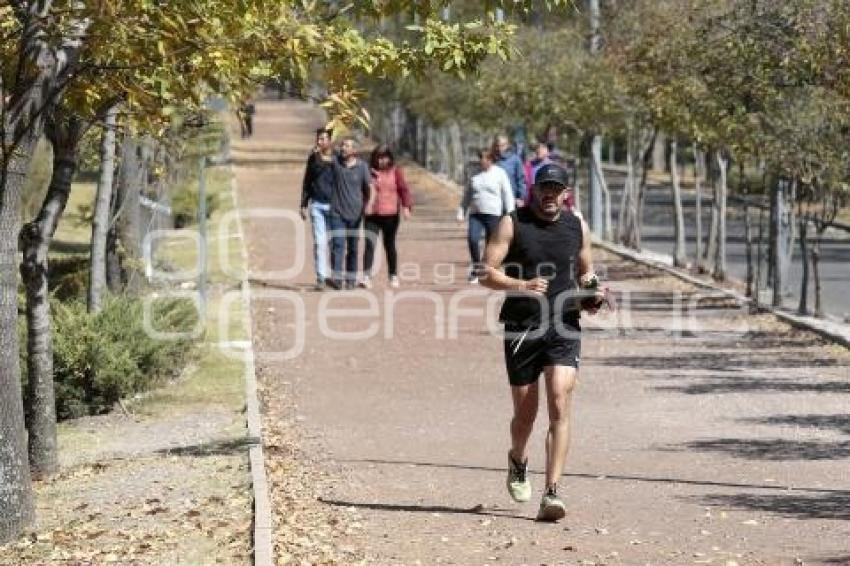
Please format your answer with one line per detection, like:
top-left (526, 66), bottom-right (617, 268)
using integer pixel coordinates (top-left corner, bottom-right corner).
top-left (1, 0), bottom-right (573, 543)
top-left (366, 0), bottom-right (850, 312)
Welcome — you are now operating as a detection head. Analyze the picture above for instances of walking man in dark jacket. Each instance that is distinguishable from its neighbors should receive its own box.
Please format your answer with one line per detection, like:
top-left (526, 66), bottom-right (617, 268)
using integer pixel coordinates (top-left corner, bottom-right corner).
top-left (329, 137), bottom-right (372, 289)
top-left (494, 134), bottom-right (527, 205)
top-left (300, 128), bottom-right (336, 289)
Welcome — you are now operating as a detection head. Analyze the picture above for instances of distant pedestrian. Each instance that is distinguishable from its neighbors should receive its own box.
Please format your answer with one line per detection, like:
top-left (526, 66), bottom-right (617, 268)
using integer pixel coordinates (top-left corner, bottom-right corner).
top-left (361, 144), bottom-right (413, 289)
top-left (300, 127), bottom-right (336, 290)
top-left (458, 149), bottom-right (515, 284)
top-left (329, 137), bottom-right (372, 289)
top-left (524, 140), bottom-right (552, 189)
top-left (493, 134), bottom-right (527, 205)
top-left (239, 100), bottom-right (256, 138)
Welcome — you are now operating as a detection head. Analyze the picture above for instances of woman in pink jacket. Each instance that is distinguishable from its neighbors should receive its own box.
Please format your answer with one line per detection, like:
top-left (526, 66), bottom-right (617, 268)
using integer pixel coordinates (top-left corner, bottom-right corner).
top-left (361, 144), bottom-right (413, 288)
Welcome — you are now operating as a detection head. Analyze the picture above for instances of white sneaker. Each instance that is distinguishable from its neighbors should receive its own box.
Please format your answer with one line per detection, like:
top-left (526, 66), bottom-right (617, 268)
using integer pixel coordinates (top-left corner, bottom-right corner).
top-left (358, 276), bottom-right (372, 289)
top-left (468, 275), bottom-right (479, 285)
top-left (389, 276), bottom-right (400, 288)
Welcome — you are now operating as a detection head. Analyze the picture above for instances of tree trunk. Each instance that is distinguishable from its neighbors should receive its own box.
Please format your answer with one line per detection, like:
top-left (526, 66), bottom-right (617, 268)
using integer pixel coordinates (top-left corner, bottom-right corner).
top-left (587, 0), bottom-right (603, 236)
top-left (713, 150), bottom-right (728, 280)
top-left (812, 230), bottom-right (824, 318)
top-left (633, 126), bottom-right (657, 249)
top-left (0, 139), bottom-right (37, 543)
top-left (88, 106), bottom-right (119, 312)
top-left (797, 219), bottom-right (809, 315)
top-left (589, 134), bottom-right (604, 237)
top-left (115, 136), bottom-right (143, 291)
top-left (782, 179), bottom-right (797, 296)
top-left (669, 139), bottom-right (686, 267)
top-left (745, 204), bottom-right (753, 297)
top-left (651, 131), bottom-right (667, 173)
top-left (20, 114), bottom-right (84, 478)
top-left (0, 2), bottom-right (90, 539)
top-left (770, 178), bottom-right (786, 307)
top-left (703, 157), bottom-right (719, 274)
top-left (448, 121), bottom-right (464, 184)
top-left (590, 148), bottom-right (612, 240)
top-left (693, 145), bottom-right (705, 272)
top-left (754, 206), bottom-right (764, 311)
top-left (616, 129), bottom-right (634, 246)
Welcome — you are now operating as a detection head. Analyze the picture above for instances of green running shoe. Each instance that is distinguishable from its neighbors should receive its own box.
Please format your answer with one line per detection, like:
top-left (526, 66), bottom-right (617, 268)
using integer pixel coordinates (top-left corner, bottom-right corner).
top-left (536, 485), bottom-right (566, 522)
top-left (506, 452), bottom-right (532, 503)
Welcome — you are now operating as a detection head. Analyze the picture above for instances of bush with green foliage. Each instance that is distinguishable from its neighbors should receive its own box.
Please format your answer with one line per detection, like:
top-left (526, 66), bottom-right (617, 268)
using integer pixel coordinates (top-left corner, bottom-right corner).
top-left (48, 256), bottom-right (90, 301)
top-left (21, 296), bottom-right (200, 419)
top-left (171, 181), bottom-right (219, 228)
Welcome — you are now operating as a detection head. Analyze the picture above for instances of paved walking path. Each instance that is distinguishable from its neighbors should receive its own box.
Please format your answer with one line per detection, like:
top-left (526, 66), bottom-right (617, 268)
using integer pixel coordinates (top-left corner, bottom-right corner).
top-left (234, 100), bottom-right (850, 565)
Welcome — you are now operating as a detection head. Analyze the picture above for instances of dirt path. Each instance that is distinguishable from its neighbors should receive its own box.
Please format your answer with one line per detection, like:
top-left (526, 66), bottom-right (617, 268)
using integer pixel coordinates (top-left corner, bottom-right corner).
top-left (237, 100), bottom-right (850, 566)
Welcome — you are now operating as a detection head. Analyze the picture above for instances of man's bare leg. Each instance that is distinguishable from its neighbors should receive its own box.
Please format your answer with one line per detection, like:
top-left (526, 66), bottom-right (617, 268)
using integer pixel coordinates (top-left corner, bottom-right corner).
top-left (543, 365), bottom-right (577, 489)
top-left (509, 381), bottom-right (539, 464)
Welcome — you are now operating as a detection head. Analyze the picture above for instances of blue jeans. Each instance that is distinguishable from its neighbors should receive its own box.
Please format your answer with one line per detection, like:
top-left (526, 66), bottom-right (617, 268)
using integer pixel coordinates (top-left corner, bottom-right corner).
top-left (328, 214), bottom-right (362, 285)
top-left (468, 213), bottom-right (501, 267)
top-left (309, 202), bottom-right (331, 283)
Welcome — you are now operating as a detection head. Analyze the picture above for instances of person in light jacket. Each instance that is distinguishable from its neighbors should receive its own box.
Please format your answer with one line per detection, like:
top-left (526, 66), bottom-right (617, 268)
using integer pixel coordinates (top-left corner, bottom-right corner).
top-left (458, 148), bottom-right (516, 284)
top-left (361, 144), bottom-right (413, 289)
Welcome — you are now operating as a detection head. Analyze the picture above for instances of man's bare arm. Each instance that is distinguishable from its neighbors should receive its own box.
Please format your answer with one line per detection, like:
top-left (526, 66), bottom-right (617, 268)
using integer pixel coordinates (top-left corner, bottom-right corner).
top-left (577, 216), bottom-right (607, 311)
top-left (480, 216), bottom-right (547, 295)
top-left (577, 217), bottom-right (594, 281)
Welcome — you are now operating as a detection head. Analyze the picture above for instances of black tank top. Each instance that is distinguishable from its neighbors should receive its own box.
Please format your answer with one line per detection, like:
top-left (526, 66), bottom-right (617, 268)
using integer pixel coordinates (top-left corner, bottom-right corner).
top-left (498, 207), bottom-right (583, 327)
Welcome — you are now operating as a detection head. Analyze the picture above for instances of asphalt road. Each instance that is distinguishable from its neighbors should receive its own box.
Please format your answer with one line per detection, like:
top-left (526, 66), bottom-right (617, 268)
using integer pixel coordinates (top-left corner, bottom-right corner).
top-left (599, 176), bottom-right (850, 320)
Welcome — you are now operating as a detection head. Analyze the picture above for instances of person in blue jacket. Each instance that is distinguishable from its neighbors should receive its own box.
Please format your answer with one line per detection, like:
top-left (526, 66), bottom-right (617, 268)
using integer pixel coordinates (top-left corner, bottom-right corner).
top-left (493, 134), bottom-right (528, 205)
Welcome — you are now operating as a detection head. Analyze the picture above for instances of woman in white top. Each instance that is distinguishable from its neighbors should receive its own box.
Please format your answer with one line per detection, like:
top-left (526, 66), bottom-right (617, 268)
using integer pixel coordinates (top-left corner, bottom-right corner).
top-left (458, 149), bottom-right (516, 283)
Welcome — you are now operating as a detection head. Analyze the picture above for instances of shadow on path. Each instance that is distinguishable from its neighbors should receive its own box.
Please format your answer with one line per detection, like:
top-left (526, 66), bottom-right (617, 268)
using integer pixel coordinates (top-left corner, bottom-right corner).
top-left (738, 414), bottom-right (850, 436)
top-left (669, 438), bottom-right (850, 461)
top-left (693, 491), bottom-right (850, 521)
top-left (155, 436), bottom-right (257, 457)
top-left (339, 458), bottom-right (850, 496)
top-left (653, 374), bottom-right (850, 395)
top-left (318, 498), bottom-right (536, 522)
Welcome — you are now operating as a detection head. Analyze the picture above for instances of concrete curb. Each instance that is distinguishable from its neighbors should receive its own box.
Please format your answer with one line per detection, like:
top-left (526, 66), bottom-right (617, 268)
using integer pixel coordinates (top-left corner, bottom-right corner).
top-left (593, 237), bottom-right (850, 349)
top-left (230, 176), bottom-right (274, 566)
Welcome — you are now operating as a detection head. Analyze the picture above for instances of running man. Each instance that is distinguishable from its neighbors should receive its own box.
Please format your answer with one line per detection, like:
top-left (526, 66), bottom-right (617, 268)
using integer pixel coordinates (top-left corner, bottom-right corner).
top-left (479, 163), bottom-right (605, 522)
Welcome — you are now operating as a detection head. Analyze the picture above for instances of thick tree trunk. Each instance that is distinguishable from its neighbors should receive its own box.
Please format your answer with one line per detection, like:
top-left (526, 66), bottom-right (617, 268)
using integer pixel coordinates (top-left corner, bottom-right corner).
top-left (713, 151), bottom-right (728, 280)
top-left (669, 139), bottom-right (686, 267)
top-left (88, 106), bottom-right (118, 312)
top-left (20, 115), bottom-right (83, 478)
top-left (0, 139), bottom-right (37, 543)
top-left (0, 1), bottom-right (90, 540)
top-left (797, 219), bottom-right (809, 315)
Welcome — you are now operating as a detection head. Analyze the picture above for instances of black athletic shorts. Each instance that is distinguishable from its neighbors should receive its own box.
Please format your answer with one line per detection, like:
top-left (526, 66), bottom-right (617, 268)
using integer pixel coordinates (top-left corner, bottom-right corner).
top-left (503, 321), bottom-right (581, 387)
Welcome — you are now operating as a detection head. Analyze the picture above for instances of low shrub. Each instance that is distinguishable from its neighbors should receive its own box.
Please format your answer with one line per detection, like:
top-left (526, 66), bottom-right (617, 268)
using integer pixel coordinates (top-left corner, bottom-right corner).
top-left (48, 256), bottom-right (90, 301)
top-left (37, 295), bottom-right (200, 419)
top-left (171, 182), bottom-right (219, 228)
